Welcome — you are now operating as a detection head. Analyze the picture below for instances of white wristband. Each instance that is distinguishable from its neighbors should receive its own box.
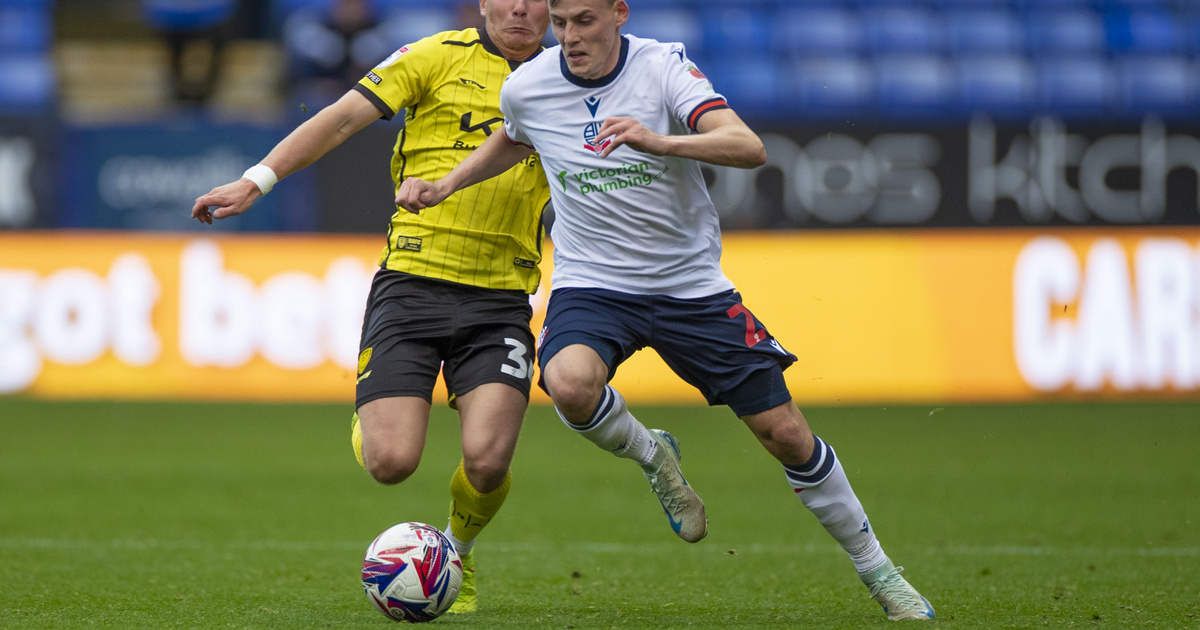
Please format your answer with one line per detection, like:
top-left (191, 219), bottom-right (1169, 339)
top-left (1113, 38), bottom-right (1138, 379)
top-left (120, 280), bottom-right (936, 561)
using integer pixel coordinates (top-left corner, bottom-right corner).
top-left (242, 164), bottom-right (278, 196)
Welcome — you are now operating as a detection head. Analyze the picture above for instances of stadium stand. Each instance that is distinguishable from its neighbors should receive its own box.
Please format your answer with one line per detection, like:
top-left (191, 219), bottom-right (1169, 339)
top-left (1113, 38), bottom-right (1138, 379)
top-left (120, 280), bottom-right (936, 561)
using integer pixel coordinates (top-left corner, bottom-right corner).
top-left (17, 0), bottom-right (1200, 121)
top-left (0, 0), bottom-right (54, 114)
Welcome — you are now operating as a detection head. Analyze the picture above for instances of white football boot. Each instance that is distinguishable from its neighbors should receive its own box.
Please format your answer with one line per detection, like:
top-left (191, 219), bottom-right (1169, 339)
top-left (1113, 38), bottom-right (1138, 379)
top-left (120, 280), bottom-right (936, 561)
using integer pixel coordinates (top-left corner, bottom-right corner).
top-left (643, 429), bottom-right (707, 543)
top-left (860, 559), bottom-right (936, 620)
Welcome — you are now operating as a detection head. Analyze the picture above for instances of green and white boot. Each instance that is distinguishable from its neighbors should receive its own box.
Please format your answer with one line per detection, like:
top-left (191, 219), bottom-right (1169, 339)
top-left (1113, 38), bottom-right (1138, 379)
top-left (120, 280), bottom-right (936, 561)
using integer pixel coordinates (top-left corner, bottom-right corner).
top-left (643, 429), bottom-right (707, 543)
top-left (860, 559), bottom-right (935, 620)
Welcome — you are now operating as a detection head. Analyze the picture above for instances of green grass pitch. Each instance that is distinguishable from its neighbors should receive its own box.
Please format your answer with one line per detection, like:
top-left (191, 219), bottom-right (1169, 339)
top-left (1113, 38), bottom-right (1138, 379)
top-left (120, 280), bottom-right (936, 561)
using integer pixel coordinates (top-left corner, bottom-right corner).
top-left (1, 399), bottom-right (1197, 629)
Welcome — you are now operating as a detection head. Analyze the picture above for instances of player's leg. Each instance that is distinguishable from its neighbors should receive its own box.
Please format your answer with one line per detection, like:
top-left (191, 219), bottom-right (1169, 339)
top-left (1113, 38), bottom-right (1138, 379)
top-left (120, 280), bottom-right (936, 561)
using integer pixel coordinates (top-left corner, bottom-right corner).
top-left (354, 396), bottom-right (432, 484)
top-left (538, 288), bottom-right (707, 543)
top-left (438, 288), bottom-right (536, 613)
top-left (440, 383), bottom-right (524, 614)
top-left (352, 271), bottom-right (447, 483)
top-left (741, 400), bottom-right (934, 620)
top-left (542, 344), bottom-right (660, 470)
top-left (653, 290), bottom-right (933, 620)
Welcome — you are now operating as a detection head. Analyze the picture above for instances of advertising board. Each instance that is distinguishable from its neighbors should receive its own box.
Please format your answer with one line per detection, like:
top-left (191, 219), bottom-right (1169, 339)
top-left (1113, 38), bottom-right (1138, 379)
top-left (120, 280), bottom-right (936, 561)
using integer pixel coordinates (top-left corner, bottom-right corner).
top-left (3, 230), bottom-right (1197, 404)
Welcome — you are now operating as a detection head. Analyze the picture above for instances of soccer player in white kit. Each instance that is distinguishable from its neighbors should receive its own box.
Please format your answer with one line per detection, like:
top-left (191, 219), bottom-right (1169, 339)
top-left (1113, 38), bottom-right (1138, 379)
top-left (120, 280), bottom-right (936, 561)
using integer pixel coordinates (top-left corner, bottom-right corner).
top-left (395, 0), bottom-right (936, 620)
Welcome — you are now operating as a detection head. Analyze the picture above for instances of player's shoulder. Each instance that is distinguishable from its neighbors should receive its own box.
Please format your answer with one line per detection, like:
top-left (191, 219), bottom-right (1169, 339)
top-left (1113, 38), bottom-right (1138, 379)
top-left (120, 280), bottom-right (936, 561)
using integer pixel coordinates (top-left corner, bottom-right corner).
top-left (379, 28), bottom-right (479, 62)
top-left (432, 27), bottom-right (484, 48)
top-left (624, 34), bottom-right (687, 66)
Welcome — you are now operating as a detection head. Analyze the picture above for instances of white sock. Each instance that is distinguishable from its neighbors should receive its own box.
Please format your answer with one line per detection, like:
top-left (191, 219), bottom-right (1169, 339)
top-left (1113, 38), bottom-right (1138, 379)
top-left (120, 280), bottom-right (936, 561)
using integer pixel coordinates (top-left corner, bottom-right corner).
top-left (557, 385), bottom-right (658, 469)
top-left (784, 436), bottom-right (887, 574)
top-left (443, 521), bottom-right (474, 556)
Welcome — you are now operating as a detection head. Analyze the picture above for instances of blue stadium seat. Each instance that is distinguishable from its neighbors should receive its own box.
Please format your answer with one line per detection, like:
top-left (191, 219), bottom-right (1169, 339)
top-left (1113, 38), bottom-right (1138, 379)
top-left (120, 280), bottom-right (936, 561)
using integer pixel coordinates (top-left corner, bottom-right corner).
top-left (957, 55), bottom-right (1036, 116)
top-left (854, 0), bottom-right (934, 6)
top-left (1025, 10), bottom-right (1106, 56)
top-left (378, 8), bottom-right (454, 47)
top-left (1187, 11), bottom-right (1200, 54)
top-left (1105, 10), bottom-right (1182, 54)
top-left (704, 57), bottom-right (782, 118)
top-left (374, 0), bottom-right (459, 12)
top-left (272, 0), bottom-right (329, 17)
top-left (270, 0), bottom-right (329, 31)
top-left (0, 8), bottom-right (52, 53)
top-left (935, 0), bottom-right (1016, 7)
top-left (874, 54), bottom-right (956, 117)
top-left (945, 9), bottom-right (1024, 55)
top-left (1116, 56), bottom-right (1196, 116)
top-left (0, 53), bottom-right (54, 113)
top-left (700, 9), bottom-right (771, 55)
top-left (862, 8), bottom-right (945, 54)
top-left (777, 0), bottom-right (866, 5)
top-left (772, 9), bottom-right (862, 56)
top-left (1102, 0), bottom-right (1173, 9)
top-left (623, 8), bottom-right (703, 52)
top-left (1037, 56), bottom-right (1114, 117)
top-left (785, 56), bottom-right (874, 117)
top-left (624, 0), bottom-right (686, 7)
top-left (1016, 0), bottom-right (1095, 10)
top-left (690, 0), bottom-right (777, 11)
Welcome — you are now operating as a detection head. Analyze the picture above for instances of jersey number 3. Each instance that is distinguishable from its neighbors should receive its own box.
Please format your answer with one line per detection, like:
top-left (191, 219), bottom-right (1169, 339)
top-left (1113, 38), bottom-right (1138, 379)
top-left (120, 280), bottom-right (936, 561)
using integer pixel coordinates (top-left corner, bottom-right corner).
top-left (501, 338), bottom-right (530, 379)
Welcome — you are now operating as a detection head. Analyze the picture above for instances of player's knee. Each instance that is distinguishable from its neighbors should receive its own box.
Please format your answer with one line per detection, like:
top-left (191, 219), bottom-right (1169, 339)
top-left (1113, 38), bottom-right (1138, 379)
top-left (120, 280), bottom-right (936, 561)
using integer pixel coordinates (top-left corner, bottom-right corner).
top-left (365, 450), bottom-right (420, 485)
top-left (752, 411), bottom-right (814, 463)
top-left (766, 419), bottom-right (806, 452)
top-left (543, 367), bottom-right (602, 413)
top-left (462, 457), bottom-right (509, 494)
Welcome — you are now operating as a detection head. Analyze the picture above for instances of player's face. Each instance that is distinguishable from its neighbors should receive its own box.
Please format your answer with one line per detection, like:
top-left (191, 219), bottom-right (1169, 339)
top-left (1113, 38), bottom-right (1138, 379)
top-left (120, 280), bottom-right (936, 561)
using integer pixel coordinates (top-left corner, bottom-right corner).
top-left (550, 0), bottom-right (628, 79)
top-left (482, 0), bottom-right (550, 59)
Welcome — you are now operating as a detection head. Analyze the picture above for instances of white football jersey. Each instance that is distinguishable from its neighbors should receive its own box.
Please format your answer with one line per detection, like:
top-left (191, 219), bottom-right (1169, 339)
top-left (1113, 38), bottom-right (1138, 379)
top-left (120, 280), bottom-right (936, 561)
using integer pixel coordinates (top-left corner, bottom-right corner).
top-left (500, 35), bottom-right (736, 298)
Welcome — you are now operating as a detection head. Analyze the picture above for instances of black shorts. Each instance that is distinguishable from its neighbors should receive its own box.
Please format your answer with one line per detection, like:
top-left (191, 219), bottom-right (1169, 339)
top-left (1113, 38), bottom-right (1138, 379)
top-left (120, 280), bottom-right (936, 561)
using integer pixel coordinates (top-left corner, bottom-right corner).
top-left (355, 269), bottom-right (536, 409)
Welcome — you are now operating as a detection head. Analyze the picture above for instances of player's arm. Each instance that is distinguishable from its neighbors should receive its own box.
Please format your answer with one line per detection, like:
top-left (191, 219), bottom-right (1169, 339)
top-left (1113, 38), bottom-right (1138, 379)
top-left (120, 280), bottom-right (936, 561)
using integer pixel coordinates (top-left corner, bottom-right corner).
top-left (191, 89), bottom-right (382, 224)
top-left (394, 128), bottom-right (534, 213)
top-left (593, 108), bottom-right (766, 169)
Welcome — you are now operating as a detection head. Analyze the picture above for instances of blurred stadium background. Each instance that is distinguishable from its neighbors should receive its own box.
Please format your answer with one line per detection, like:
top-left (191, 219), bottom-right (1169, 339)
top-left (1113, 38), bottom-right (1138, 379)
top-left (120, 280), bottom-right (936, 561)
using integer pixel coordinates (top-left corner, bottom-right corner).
top-left (3, 1), bottom-right (1200, 627)
top-left (2, 0), bottom-right (1200, 404)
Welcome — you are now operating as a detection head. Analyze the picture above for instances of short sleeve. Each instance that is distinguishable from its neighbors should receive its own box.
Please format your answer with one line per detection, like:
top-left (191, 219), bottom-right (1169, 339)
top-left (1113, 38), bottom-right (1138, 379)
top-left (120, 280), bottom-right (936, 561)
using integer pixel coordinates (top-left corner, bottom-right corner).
top-left (499, 80), bottom-right (534, 148)
top-left (662, 44), bottom-right (730, 133)
top-left (352, 36), bottom-right (439, 121)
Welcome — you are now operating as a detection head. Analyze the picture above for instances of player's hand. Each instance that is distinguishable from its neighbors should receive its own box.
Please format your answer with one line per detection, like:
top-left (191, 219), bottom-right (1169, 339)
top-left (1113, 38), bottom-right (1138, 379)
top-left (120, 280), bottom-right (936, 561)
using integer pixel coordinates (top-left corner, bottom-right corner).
top-left (395, 178), bottom-right (448, 214)
top-left (191, 179), bottom-right (261, 225)
top-left (595, 116), bottom-right (668, 159)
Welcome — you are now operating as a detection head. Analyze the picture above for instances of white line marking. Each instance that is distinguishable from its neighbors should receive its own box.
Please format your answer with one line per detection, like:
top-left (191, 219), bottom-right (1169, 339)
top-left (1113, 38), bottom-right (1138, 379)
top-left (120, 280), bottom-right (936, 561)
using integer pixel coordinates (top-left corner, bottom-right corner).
top-left (0, 539), bottom-right (1196, 557)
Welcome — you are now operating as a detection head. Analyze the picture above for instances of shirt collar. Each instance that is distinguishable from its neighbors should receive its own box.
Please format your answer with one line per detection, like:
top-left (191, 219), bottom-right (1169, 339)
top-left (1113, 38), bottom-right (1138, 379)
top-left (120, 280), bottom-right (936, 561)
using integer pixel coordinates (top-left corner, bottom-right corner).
top-left (560, 35), bottom-right (629, 88)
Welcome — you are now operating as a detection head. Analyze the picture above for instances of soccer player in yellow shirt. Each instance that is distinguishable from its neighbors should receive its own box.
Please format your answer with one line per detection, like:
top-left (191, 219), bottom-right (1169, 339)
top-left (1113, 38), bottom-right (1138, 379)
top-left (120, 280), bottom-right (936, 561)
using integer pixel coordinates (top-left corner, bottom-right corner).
top-left (191, 0), bottom-right (551, 614)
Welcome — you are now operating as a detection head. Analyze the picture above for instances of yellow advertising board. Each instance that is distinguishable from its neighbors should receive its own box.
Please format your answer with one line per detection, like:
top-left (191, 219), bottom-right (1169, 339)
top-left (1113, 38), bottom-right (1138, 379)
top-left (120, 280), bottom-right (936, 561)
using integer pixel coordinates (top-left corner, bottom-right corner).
top-left (2, 230), bottom-right (1197, 404)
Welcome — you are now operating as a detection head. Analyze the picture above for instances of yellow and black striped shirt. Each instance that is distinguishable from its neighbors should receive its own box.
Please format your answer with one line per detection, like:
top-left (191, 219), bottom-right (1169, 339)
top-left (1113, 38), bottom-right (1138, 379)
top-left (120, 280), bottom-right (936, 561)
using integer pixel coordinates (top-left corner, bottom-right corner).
top-left (353, 28), bottom-right (550, 293)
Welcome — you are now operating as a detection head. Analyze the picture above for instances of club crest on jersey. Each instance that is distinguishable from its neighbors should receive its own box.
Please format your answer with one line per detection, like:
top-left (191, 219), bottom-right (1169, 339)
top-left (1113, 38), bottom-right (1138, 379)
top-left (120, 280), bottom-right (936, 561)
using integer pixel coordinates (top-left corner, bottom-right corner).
top-left (583, 121), bottom-right (611, 154)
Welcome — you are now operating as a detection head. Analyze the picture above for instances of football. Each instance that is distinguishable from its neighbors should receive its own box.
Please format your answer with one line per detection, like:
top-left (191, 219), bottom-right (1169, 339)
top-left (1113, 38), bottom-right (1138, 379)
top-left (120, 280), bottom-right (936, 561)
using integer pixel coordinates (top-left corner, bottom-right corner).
top-left (361, 522), bottom-right (463, 623)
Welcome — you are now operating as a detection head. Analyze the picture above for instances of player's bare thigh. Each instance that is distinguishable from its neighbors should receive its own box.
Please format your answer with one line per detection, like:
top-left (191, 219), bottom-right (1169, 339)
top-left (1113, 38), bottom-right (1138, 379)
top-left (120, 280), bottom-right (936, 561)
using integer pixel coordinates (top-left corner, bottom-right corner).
top-left (454, 382), bottom-right (527, 493)
top-left (357, 396), bottom-right (432, 484)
